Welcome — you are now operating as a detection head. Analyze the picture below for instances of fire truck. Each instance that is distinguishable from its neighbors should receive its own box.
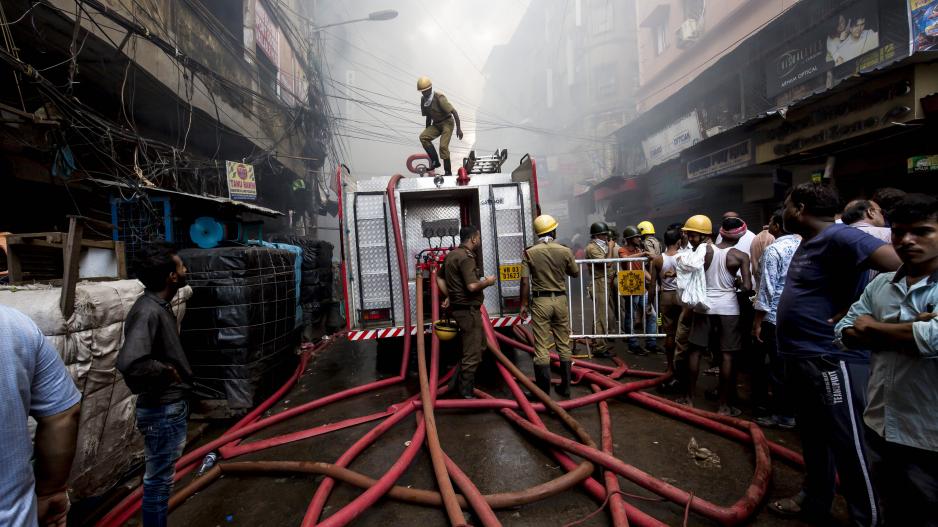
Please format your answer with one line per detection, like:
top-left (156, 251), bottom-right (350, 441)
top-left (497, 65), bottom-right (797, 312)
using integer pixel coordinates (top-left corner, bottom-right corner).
top-left (337, 150), bottom-right (541, 342)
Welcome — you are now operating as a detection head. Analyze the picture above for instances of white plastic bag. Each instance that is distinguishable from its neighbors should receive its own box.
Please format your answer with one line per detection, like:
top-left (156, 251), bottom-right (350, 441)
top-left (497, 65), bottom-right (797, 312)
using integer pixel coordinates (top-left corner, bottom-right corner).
top-left (674, 245), bottom-right (709, 312)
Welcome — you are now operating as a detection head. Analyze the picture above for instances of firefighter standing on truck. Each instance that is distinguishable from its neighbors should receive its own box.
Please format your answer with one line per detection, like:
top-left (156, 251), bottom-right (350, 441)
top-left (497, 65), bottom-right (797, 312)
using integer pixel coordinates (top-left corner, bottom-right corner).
top-left (417, 76), bottom-right (463, 176)
top-left (437, 225), bottom-right (495, 399)
top-left (520, 215), bottom-right (579, 398)
top-left (586, 222), bottom-right (618, 358)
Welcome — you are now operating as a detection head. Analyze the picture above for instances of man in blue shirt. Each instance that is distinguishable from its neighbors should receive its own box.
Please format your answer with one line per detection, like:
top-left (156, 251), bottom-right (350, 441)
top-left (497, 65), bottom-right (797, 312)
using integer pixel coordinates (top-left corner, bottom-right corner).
top-left (0, 305), bottom-right (81, 527)
top-left (774, 183), bottom-right (900, 525)
top-left (836, 193), bottom-right (938, 527)
top-left (752, 209), bottom-right (800, 428)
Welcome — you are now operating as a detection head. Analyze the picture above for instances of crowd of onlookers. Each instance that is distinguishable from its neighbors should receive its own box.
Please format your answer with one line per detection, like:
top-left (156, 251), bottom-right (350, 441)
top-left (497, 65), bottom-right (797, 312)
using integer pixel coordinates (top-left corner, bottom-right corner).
top-left (583, 184), bottom-right (937, 526)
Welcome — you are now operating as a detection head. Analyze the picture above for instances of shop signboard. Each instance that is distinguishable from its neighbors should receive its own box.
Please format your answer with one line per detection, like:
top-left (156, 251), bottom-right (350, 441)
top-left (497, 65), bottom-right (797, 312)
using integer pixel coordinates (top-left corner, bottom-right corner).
top-left (641, 112), bottom-right (703, 169)
top-left (255, 1), bottom-right (280, 64)
top-left (755, 72), bottom-right (915, 163)
top-left (766, 0), bottom-right (886, 97)
top-left (908, 154), bottom-right (938, 172)
top-left (686, 140), bottom-right (753, 182)
top-left (910, 0), bottom-right (938, 51)
top-left (226, 161), bottom-right (258, 201)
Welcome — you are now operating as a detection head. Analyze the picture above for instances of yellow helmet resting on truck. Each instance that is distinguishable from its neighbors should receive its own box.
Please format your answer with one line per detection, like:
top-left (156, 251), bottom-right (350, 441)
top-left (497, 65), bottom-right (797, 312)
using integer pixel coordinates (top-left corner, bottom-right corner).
top-left (417, 76), bottom-right (433, 92)
top-left (433, 319), bottom-right (459, 341)
top-left (637, 221), bottom-right (655, 235)
top-left (533, 214), bottom-right (559, 236)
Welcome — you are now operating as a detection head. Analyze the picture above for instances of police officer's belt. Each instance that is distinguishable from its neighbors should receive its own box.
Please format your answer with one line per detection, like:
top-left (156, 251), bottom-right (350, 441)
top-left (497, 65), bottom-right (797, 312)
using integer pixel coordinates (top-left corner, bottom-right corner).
top-left (531, 290), bottom-right (566, 298)
top-left (450, 304), bottom-right (480, 310)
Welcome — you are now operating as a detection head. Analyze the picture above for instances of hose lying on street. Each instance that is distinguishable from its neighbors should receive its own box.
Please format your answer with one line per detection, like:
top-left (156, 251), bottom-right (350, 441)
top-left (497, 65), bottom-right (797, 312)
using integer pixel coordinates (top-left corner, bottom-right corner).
top-left (98, 171), bottom-right (807, 527)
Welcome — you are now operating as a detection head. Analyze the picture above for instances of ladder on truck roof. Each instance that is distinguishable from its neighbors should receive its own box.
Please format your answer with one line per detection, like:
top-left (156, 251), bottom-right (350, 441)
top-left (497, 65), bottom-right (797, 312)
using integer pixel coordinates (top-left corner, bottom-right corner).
top-left (463, 149), bottom-right (508, 174)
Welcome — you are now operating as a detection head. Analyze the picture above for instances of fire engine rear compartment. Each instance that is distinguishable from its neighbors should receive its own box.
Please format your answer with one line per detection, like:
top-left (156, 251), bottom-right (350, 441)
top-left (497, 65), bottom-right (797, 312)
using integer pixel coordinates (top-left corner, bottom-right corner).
top-left (348, 173), bottom-right (536, 332)
top-left (400, 187), bottom-right (482, 320)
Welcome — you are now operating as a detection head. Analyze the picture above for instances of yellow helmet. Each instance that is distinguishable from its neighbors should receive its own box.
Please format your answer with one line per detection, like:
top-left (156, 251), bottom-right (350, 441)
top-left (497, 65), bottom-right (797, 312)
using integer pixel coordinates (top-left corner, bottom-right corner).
top-left (533, 214), bottom-right (559, 236)
top-left (433, 319), bottom-right (459, 341)
top-left (417, 76), bottom-right (433, 92)
top-left (682, 214), bottom-right (713, 235)
top-left (637, 221), bottom-right (655, 235)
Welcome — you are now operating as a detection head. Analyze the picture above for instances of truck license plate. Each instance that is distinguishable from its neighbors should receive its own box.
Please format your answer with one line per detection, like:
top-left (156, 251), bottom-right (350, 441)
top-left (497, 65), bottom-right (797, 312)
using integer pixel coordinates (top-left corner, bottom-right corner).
top-left (499, 264), bottom-right (521, 281)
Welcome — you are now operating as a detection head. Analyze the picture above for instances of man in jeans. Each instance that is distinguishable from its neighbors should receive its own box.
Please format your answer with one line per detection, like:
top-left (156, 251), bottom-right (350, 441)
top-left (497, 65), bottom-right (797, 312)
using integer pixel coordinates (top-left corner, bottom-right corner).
top-left (773, 183), bottom-right (900, 525)
top-left (837, 194), bottom-right (938, 526)
top-left (118, 245), bottom-right (192, 527)
top-left (752, 210), bottom-right (800, 428)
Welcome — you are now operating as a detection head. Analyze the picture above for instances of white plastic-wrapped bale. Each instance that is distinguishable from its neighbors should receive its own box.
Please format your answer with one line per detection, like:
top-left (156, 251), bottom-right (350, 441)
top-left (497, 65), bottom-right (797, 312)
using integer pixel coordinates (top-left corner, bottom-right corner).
top-left (0, 281), bottom-right (192, 499)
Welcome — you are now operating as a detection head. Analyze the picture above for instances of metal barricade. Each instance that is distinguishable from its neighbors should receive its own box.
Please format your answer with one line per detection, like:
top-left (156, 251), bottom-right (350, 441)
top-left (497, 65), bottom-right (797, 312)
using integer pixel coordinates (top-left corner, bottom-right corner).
top-left (566, 257), bottom-right (665, 339)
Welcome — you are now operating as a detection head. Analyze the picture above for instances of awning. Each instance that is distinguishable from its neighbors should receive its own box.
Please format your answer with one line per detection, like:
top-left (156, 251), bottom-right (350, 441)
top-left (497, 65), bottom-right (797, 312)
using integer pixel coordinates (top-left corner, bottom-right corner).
top-left (593, 176), bottom-right (638, 201)
top-left (84, 179), bottom-right (284, 217)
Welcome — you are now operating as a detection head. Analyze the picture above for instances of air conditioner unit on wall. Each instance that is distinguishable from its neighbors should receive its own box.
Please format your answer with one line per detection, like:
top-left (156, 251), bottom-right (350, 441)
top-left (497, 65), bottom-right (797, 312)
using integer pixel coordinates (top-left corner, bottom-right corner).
top-left (676, 19), bottom-right (701, 48)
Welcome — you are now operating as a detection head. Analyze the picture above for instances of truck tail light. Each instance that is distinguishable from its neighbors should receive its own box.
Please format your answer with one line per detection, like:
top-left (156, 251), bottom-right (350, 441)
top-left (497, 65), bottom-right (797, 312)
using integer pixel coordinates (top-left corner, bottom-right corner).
top-left (361, 308), bottom-right (391, 322)
top-left (502, 297), bottom-right (522, 311)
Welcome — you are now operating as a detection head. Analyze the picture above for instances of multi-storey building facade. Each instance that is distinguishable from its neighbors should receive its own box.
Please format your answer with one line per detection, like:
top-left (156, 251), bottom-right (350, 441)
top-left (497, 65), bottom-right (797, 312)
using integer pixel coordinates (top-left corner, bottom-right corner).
top-left (597, 0), bottom-right (936, 232)
top-left (478, 0), bottom-right (638, 234)
top-left (0, 0), bottom-right (332, 241)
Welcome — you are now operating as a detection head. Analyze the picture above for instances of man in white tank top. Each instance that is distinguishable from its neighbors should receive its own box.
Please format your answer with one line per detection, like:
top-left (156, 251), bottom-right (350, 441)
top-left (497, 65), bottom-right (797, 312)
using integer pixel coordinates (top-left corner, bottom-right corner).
top-left (651, 226), bottom-right (685, 377)
top-left (681, 217), bottom-right (752, 416)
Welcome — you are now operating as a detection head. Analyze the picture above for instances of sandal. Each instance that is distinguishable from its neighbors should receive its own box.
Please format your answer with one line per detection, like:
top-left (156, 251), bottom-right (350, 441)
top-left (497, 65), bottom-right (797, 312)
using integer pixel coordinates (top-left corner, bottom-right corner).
top-left (718, 405), bottom-right (742, 417)
top-left (769, 495), bottom-right (804, 517)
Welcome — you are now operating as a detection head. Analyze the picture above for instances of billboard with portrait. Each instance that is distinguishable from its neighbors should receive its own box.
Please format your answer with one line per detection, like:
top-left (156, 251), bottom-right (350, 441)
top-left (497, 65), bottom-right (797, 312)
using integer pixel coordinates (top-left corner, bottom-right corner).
top-left (766, 0), bottom-right (887, 97)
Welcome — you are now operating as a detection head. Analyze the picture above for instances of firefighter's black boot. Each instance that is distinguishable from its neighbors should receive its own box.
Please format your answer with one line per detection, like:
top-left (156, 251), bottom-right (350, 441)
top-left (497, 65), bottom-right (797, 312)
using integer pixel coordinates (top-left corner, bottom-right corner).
top-left (555, 361), bottom-right (572, 398)
top-left (533, 364), bottom-right (552, 398)
top-left (443, 158), bottom-right (452, 175)
top-left (459, 381), bottom-right (476, 400)
top-left (424, 144), bottom-right (441, 169)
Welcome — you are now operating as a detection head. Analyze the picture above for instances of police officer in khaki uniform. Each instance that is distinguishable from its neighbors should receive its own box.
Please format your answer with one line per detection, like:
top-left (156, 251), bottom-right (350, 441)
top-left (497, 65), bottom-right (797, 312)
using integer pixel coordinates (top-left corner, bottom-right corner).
top-left (417, 76), bottom-right (463, 175)
top-left (586, 221), bottom-right (618, 358)
top-left (520, 215), bottom-right (579, 397)
top-left (438, 224), bottom-right (495, 399)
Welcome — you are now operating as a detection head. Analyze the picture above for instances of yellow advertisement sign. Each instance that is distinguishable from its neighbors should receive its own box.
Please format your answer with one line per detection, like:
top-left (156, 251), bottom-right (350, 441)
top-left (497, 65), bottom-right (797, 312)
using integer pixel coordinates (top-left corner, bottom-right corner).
top-left (499, 264), bottom-right (521, 281)
top-left (617, 270), bottom-right (645, 296)
top-left (226, 161), bottom-right (257, 201)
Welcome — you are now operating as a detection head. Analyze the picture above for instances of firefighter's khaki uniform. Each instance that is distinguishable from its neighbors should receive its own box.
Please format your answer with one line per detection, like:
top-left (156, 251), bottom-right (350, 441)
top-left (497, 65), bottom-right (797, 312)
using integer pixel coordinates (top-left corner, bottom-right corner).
top-left (522, 240), bottom-right (579, 366)
top-left (586, 240), bottom-right (617, 352)
top-left (419, 92), bottom-right (456, 161)
top-left (440, 244), bottom-right (484, 392)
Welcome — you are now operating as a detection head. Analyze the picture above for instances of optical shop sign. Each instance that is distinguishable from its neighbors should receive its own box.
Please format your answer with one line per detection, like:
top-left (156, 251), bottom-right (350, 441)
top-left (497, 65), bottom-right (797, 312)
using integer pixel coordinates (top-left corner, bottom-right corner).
top-left (226, 161), bottom-right (257, 201)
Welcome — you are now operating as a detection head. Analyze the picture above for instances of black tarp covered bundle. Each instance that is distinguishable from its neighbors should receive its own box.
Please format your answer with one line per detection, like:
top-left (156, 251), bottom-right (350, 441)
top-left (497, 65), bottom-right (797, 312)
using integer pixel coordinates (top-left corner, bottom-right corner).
top-left (270, 236), bottom-right (334, 318)
top-left (179, 246), bottom-right (300, 410)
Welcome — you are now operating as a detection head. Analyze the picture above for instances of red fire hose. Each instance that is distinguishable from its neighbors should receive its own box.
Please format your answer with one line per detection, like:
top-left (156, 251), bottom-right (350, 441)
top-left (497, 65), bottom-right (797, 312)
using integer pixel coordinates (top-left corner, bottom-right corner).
top-left (168, 458), bottom-right (594, 512)
top-left (429, 268), bottom-right (500, 527)
top-left (479, 307), bottom-right (668, 527)
top-left (414, 272), bottom-right (468, 526)
top-left (595, 385), bottom-right (629, 527)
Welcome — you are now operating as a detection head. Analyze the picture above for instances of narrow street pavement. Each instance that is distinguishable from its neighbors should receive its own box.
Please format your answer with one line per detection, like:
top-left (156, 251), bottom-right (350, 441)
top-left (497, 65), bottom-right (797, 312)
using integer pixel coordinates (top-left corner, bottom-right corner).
top-left (165, 337), bottom-right (837, 526)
